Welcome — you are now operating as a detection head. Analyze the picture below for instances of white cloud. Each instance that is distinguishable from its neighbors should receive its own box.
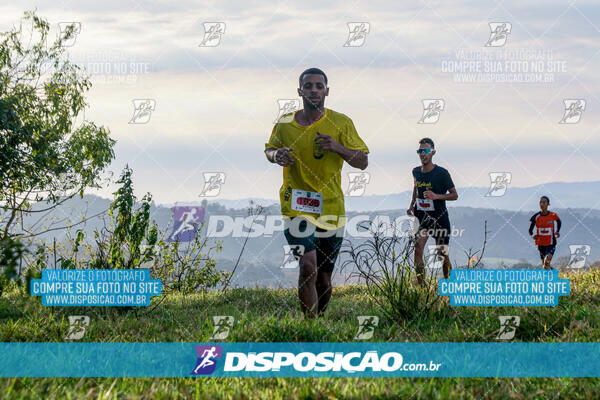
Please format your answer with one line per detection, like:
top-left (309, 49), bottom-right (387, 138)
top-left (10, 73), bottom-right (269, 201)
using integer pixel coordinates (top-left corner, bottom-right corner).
top-left (2, 1), bottom-right (599, 203)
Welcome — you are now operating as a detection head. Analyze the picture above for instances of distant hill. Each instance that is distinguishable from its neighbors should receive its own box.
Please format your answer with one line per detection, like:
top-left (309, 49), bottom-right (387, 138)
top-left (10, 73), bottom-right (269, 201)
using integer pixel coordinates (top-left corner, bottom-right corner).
top-left (343, 181), bottom-right (600, 213)
top-left (187, 181), bottom-right (600, 213)
top-left (17, 181), bottom-right (600, 288)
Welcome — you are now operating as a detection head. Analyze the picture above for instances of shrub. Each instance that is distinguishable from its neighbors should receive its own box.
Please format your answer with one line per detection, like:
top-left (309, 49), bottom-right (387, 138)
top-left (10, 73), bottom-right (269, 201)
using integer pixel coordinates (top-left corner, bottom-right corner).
top-left (150, 229), bottom-right (229, 295)
top-left (0, 237), bottom-right (25, 296)
top-left (340, 220), bottom-right (443, 323)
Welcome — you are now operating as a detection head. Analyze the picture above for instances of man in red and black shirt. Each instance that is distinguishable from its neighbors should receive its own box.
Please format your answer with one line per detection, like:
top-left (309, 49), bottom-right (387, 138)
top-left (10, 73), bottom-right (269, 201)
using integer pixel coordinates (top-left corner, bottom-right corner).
top-left (528, 196), bottom-right (561, 269)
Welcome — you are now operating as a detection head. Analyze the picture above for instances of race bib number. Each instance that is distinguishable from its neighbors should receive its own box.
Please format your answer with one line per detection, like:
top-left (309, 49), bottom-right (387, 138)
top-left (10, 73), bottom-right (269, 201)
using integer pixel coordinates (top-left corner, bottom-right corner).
top-left (291, 189), bottom-right (323, 214)
top-left (538, 227), bottom-right (553, 236)
top-left (416, 198), bottom-right (435, 211)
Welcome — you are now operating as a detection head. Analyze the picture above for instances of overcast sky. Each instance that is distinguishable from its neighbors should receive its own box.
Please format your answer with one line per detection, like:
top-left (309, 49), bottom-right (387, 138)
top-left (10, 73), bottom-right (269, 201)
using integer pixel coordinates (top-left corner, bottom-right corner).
top-left (2, 1), bottom-right (600, 206)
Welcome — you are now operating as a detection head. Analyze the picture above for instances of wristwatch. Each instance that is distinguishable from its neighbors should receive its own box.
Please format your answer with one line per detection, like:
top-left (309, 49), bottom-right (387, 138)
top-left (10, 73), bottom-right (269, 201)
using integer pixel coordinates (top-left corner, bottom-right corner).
top-left (268, 149), bottom-right (279, 163)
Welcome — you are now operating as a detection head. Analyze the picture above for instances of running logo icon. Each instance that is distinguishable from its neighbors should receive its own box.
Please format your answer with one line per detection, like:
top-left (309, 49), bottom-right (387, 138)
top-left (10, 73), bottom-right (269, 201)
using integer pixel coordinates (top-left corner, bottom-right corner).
top-left (559, 99), bottom-right (586, 124)
top-left (343, 23), bottom-right (370, 47)
top-left (346, 172), bottom-right (370, 197)
top-left (567, 245), bottom-right (591, 269)
top-left (191, 345), bottom-right (222, 375)
top-left (418, 99), bottom-right (444, 124)
top-left (129, 99), bottom-right (156, 124)
top-left (496, 316), bottom-right (520, 340)
top-left (426, 245), bottom-right (444, 271)
top-left (210, 316), bottom-right (234, 340)
top-left (485, 22), bottom-right (511, 47)
top-left (199, 22), bottom-right (226, 47)
top-left (275, 99), bottom-right (301, 123)
top-left (168, 206), bottom-right (205, 242)
top-left (486, 172), bottom-right (511, 197)
top-left (354, 316), bottom-right (379, 340)
top-left (65, 315), bottom-right (90, 340)
top-left (199, 172), bottom-right (226, 197)
top-left (58, 22), bottom-right (81, 47)
top-left (281, 244), bottom-right (304, 269)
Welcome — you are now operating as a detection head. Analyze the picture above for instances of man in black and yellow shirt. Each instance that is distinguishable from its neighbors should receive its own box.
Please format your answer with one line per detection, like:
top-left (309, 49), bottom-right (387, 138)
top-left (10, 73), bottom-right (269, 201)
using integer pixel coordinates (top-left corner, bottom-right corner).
top-left (407, 138), bottom-right (458, 285)
top-left (265, 68), bottom-right (369, 318)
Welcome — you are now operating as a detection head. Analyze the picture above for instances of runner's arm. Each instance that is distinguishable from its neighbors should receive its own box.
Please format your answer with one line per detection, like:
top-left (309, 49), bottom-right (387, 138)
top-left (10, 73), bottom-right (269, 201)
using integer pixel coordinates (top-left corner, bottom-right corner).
top-left (265, 147), bottom-right (294, 166)
top-left (528, 220), bottom-right (535, 236)
top-left (431, 187), bottom-right (458, 201)
top-left (336, 146), bottom-right (368, 170)
top-left (407, 178), bottom-right (416, 215)
top-left (265, 147), bottom-right (277, 163)
top-left (427, 171), bottom-right (458, 201)
top-left (556, 217), bottom-right (562, 233)
top-left (409, 179), bottom-right (417, 209)
top-left (315, 132), bottom-right (368, 169)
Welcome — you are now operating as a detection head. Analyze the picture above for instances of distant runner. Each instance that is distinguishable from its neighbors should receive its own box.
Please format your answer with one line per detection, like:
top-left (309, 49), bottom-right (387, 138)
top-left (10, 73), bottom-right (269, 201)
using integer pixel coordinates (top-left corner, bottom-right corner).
top-left (529, 196), bottom-right (561, 269)
top-left (264, 68), bottom-right (369, 318)
top-left (407, 138), bottom-right (458, 285)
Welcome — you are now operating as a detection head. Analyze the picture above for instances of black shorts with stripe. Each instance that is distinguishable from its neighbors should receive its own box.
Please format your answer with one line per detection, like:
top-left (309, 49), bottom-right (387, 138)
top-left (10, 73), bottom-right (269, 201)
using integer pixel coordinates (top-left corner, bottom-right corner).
top-left (414, 209), bottom-right (451, 246)
top-left (538, 244), bottom-right (556, 260)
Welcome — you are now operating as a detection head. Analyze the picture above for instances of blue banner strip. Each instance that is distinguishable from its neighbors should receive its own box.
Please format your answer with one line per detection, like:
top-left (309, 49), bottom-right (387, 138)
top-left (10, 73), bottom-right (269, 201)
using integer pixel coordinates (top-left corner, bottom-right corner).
top-left (1, 342), bottom-right (600, 377)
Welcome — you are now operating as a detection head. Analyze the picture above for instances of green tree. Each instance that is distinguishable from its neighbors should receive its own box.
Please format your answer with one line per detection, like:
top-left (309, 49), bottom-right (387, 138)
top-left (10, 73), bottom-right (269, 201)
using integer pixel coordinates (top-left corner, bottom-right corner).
top-left (0, 11), bottom-right (115, 240)
top-left (102, 165), bottom-right (158, 269)
top-left (0, 237), bottom-right (25, 296)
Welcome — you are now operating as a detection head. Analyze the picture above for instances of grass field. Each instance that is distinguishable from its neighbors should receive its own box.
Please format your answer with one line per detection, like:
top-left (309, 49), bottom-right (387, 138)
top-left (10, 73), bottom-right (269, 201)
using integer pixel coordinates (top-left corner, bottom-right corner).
top-left (1, 268), bottom-right (600, 399)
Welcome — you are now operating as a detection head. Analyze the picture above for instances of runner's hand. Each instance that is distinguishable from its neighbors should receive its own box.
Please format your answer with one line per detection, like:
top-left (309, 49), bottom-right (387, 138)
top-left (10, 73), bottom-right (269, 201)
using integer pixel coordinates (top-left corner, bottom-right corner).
top-left (406, 208), bottom-right (414, 216)
top-left (275, 147), bottom-right (294, 166)
top-left (423, 189), bottom-right (437, 200)
top-left (555, 232), bottom-right (560, 239)
top-left (532, 235), bottom-right (538, 240)
top-left (314, 132), bottom-right (340, 152)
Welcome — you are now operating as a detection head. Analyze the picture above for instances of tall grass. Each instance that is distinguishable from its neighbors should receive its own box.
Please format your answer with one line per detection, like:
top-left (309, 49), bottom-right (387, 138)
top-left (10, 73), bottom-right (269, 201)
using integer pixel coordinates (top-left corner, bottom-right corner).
top-left (340, 220), bottom-right (443, 323)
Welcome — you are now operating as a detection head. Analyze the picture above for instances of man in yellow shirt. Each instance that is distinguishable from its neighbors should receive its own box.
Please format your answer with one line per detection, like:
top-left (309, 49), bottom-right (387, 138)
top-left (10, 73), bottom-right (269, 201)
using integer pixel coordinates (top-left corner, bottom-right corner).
top-left (264, 68), bottom-right (369, 318)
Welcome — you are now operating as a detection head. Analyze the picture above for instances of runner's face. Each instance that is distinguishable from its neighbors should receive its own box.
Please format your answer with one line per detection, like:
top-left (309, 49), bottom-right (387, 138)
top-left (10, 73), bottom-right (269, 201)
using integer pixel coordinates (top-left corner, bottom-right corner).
top-left (418, 143), bottom-right (435, 165)
top-left (539, 198), bottom-right (548, 210)
top-left (298, 74), bottom-right (328, 109)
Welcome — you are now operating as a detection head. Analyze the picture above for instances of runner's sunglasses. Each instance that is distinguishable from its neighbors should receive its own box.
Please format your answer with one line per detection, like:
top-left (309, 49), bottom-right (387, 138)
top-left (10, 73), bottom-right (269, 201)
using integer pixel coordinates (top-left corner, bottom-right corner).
top-left (416, 148), bottom-right (433, 155)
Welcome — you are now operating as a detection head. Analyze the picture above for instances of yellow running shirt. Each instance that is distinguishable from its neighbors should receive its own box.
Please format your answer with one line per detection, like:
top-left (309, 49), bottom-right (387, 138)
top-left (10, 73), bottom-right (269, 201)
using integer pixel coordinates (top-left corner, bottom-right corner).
top-left (265, 108), bottom-right (369, 230)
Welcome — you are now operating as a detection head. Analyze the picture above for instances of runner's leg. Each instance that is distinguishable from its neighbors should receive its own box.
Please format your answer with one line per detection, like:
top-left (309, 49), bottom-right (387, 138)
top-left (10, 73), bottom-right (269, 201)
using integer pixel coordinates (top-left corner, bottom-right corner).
top-left (316, 271), bottom-right (332, 315)
top-left (314, 228), bottom-right (343, 315)
top-left (543, 253), bottom-right (553, 269)
top-left (538, 246), bottom-right (545, 267)
top-left (434, 215), bottom-right (452, 279)
top-left (284, 217), bottom-right (319, 318)
top-left (437, 241), bottom-right (452, 279)
top-left (298, 249), bottom-right (318, 318)
top-left (415, 230), bottom-right (429, 286)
